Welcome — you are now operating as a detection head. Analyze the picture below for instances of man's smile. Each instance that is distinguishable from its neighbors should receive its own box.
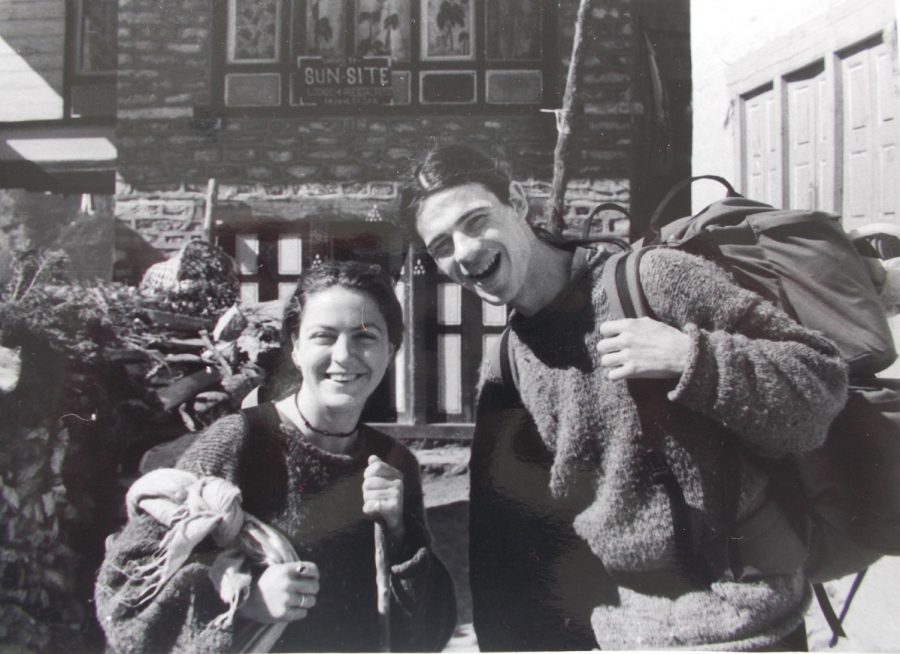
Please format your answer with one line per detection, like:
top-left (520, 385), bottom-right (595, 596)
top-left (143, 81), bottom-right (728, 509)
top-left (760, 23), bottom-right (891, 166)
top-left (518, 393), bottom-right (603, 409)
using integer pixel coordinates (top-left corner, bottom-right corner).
top-left (463, 252), bottom-right (501, 282)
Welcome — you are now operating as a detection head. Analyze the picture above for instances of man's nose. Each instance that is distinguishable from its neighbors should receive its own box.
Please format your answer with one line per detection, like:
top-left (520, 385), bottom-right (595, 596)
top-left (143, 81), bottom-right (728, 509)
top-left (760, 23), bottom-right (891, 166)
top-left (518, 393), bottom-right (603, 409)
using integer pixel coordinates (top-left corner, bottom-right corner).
top-left (452, 230), bottom-right (480, 261)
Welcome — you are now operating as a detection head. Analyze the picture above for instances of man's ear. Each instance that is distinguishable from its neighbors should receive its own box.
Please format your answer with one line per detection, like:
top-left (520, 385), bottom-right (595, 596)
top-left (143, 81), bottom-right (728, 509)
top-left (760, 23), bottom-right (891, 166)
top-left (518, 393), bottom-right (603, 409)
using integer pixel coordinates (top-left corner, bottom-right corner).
top-left (508, 181), bottom-right (529, 220)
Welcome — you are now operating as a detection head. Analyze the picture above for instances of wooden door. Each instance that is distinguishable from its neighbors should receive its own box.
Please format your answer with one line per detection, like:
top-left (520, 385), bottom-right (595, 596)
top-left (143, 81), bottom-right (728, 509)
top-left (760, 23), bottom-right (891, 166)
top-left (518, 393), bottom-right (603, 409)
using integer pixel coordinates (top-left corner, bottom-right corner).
top-left (743, 85), bottom-right (782, 206)
top-left (841, 36), bottom-right (899, 230)
top-left (787, 63), bottom-right (830, 210)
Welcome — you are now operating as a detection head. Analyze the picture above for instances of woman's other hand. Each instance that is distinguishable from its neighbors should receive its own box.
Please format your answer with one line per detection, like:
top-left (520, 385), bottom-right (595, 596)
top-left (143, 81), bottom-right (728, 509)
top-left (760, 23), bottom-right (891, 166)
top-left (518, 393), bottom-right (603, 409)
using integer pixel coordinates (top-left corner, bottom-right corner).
top-left (597, 317), bottom-right (690, 380)
top-left (238, 561), bottom-right (320, 624)
top-left (362, 455), bottom-right (405, 540)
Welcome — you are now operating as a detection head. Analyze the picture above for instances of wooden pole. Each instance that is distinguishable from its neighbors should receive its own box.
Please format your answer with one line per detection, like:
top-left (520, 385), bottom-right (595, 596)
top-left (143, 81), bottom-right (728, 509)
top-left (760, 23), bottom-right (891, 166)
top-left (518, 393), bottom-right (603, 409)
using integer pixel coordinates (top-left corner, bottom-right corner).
top-left (202, 178), bottom-right (218, 243)
top-left (374, 522), bottom-right (391, 651)
top-left (548, 0), bottom-right (594, 235)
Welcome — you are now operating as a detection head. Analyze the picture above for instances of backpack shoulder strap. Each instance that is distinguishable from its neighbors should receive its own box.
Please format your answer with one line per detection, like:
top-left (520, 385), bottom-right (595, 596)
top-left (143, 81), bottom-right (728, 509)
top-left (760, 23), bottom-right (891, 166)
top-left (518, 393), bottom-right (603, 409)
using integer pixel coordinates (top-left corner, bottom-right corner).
top-left (600, 248), bottom-right (654, 320)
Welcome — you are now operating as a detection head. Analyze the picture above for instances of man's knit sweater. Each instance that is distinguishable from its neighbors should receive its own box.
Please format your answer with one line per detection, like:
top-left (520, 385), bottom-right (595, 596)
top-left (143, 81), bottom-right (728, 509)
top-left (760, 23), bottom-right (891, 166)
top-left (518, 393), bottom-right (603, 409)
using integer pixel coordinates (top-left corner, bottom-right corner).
top-left (471, 247), bottom-right (848, 650)
top-left (95, 404), bottom-right (457, 653)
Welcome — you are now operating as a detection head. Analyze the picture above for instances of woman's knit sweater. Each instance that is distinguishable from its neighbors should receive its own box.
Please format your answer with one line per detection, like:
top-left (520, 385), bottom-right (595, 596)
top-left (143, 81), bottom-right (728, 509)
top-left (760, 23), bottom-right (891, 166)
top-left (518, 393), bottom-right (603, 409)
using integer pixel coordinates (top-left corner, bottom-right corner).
top-left (95, 404), bottom-right (457, 653)
top-left (472, 247), bottom-right (848, 650)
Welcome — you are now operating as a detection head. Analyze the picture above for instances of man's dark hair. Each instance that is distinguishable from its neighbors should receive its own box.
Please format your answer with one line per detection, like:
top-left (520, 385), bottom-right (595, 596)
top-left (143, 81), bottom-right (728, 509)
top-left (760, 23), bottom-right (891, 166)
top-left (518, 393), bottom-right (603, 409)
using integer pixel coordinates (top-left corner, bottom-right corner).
top-left (400, 144), bottom-right (571, 248)
top-left (400, 145), bottom-right (513, 240)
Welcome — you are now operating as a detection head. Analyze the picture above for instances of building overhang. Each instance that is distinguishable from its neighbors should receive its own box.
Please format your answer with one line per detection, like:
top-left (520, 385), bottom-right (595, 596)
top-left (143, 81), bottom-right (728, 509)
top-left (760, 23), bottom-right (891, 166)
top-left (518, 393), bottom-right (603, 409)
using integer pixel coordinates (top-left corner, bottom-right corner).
top-left (0, 121), bottom-right (116, 193)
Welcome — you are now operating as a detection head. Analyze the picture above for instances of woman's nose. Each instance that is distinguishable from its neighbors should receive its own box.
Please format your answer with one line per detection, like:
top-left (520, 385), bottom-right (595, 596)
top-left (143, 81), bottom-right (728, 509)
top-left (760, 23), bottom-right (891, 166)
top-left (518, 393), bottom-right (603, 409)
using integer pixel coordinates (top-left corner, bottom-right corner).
top-left (331, 334), bottom-right (354, 362)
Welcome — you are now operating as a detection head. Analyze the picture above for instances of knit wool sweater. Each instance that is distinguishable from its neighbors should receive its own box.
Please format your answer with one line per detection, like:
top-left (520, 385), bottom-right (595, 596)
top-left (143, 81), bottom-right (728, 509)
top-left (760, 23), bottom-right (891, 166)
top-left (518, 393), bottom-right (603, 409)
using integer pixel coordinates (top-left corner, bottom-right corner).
top-left (95, 404), bottom-right (457, 653)
top-left (474, 247), bottom-right (848, 650)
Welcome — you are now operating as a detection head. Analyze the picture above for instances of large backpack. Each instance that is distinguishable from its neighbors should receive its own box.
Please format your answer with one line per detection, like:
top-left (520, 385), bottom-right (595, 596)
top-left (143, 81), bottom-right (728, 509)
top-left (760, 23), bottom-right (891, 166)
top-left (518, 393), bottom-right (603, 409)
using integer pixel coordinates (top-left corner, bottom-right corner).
top-left (599, 177), bottom-right (900, 641)
top-left (630, 176), bottom-right (896, 376)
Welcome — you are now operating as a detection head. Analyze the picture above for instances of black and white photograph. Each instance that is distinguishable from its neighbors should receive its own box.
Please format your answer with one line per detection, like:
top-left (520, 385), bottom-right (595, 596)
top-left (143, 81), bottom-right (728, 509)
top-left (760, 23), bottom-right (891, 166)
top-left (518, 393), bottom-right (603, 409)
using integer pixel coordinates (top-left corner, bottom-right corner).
top-left (2, 0), bottom-right (900, 652)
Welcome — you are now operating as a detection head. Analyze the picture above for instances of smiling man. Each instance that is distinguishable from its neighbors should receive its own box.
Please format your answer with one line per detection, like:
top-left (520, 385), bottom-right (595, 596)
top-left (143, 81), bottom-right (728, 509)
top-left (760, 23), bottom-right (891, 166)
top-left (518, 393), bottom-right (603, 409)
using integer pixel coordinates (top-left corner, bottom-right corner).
top-left (402, 144), bottom-right (849, 652)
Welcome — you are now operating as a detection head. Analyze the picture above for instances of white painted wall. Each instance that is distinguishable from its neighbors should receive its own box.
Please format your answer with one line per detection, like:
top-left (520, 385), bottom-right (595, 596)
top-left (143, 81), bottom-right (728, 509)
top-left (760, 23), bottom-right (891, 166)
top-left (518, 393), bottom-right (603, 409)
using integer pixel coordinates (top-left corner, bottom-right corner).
top-left (0, 0), bottom-right (66, 121)
top-left (691, 0), bottom-right (896, 211)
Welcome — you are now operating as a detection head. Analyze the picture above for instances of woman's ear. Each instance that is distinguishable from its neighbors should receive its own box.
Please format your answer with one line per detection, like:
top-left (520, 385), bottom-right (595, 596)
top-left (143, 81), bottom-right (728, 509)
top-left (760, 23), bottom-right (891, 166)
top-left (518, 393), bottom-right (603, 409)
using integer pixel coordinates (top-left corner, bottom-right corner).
top-left (508, 181), bottom-right (529, 220)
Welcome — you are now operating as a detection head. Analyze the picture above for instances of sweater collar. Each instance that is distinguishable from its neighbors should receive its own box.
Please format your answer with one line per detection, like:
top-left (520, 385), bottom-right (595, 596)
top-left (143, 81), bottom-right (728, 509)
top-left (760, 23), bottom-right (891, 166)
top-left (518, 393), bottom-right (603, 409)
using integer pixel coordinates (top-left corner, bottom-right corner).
top-left (509, 246), bottom-right (607, 331)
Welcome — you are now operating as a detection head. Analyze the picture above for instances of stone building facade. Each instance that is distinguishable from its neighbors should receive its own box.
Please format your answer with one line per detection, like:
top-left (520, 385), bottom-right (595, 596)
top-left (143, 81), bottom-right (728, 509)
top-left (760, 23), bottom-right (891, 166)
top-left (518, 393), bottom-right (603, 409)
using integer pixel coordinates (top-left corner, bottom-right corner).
top-left (2, 0), bottom-right (691, 438)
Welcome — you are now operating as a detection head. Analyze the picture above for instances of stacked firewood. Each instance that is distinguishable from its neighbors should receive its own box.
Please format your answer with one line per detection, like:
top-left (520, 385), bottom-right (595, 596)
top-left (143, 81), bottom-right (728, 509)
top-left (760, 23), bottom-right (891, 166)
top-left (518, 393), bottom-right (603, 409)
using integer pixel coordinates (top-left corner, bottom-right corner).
top-left (0, 246), bottom-right (285, 652)
top-left (114, 302), bottom-right (281, 435)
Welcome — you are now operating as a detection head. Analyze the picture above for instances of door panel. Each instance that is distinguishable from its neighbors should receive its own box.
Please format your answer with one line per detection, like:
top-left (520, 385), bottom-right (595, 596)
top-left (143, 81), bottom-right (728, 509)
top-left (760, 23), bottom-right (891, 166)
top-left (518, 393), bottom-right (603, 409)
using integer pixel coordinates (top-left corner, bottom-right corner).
top-left (788, 75), bottom-right (815, 209)
top-left (816, 71), bottom-right (833, 211)
top-left (787, 63), bottom-right (827, 210)
top-left (743, 86), bottom-right (781, 205)
top-left (841, 37), bottom-right (898, 228)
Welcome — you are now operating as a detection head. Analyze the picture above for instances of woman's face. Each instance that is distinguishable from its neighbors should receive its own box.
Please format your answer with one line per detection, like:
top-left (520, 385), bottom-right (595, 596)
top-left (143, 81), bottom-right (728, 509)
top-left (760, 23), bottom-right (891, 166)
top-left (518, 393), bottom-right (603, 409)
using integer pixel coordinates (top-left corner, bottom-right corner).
top-left (292, 286), bottom-right (394, 414)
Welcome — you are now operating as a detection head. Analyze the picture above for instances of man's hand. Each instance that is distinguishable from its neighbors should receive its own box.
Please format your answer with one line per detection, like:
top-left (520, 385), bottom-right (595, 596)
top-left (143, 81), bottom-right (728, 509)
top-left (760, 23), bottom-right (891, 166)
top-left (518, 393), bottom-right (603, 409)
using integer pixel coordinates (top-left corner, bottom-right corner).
top-left (238, 561), bottom-right (320, 624)
top-left (597, 317), bottom-right (690, 381)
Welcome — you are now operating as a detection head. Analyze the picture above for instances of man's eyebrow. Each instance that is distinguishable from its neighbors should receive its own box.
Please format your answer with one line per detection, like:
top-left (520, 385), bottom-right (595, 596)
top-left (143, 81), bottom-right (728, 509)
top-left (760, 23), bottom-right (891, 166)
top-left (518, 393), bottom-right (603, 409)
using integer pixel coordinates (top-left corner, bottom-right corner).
top-left (430, 206), bottom-right (487, 242)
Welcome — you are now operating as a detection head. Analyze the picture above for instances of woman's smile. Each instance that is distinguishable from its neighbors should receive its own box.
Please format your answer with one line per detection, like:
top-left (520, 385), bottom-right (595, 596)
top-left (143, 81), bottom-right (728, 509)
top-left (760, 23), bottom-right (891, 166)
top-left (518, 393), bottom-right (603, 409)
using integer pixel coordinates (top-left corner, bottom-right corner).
top-left (292, 286), bottom-right (394, 423)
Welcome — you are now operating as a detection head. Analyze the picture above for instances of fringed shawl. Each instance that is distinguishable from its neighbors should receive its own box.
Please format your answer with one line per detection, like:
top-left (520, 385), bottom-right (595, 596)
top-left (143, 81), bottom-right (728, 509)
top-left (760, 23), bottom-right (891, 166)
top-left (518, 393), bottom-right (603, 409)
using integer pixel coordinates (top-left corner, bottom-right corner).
top-left (124, 467), bottom-right (299, 653)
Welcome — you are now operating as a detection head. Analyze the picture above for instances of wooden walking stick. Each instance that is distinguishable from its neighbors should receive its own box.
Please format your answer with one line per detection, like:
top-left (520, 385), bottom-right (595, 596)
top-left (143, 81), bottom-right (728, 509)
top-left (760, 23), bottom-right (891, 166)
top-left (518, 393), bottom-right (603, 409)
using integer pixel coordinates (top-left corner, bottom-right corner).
top-left (374, 522), bottom-right (391, 651)
top-left (547, 0), bottom-right (594, 235)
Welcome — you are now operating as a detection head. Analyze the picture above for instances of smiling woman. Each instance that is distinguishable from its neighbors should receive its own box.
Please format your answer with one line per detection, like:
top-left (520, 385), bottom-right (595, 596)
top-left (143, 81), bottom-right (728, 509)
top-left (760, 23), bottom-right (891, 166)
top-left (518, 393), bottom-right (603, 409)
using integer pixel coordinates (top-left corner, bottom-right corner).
top-left (95, 261), bottom-right (457, 653)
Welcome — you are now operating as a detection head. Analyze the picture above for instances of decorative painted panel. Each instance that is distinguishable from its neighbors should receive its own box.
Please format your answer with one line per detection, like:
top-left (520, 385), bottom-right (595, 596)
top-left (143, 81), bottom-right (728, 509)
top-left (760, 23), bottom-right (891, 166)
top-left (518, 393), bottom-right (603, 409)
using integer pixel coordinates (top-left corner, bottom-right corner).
top-left (228, 0), bottom-right (282, 63)
top-left (485, 0), bottom-right (541, 61)
top-left (420, 71), bottom-right (476, 104)
top-left (486, 70), bottom-right (542, 104)
top-left (305, 0), bottom-right (346, 57)
top-left (421, 0), bottom-right (473, 61)
top-left (225, 73), bottom-right (282, 106)
top-left (355, 0), bottom-right (411, 61)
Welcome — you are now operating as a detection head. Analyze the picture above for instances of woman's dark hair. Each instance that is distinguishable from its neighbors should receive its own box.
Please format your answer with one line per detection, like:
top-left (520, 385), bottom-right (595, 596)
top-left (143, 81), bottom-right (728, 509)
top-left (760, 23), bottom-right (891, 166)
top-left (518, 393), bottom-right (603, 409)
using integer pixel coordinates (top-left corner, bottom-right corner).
top-left (266, 260), bottom-right (404, 401)
top-left (281, 260), bottom-right (404, 353)
top-left (400, 144), bottom-right (513, 238)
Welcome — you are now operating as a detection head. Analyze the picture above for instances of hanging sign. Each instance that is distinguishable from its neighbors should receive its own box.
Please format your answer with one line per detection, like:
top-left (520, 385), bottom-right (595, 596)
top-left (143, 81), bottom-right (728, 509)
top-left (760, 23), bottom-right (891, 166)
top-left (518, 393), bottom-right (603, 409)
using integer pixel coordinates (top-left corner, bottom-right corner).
top-left (294, 57), bottom-right (393, 106)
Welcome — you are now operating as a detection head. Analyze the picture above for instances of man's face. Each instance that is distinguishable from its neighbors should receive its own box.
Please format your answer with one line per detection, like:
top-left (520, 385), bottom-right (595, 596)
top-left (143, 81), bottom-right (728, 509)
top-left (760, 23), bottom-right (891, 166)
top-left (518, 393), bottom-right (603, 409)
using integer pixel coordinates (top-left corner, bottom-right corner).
top-left (415, 182), bottom-right (533, 306)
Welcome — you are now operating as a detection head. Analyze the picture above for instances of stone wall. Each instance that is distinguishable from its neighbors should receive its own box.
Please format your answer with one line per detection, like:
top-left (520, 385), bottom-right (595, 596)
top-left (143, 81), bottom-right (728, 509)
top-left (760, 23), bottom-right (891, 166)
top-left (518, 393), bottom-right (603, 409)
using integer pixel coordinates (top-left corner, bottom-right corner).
top-left (115, 0), bottom-right (641, 255)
